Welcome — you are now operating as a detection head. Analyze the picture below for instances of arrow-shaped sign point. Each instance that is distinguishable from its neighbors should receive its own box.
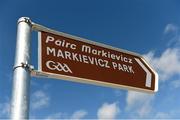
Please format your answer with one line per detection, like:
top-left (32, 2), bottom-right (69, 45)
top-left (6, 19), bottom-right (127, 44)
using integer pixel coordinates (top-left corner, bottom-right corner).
top-left (135, 58), bottom-right (152, 88)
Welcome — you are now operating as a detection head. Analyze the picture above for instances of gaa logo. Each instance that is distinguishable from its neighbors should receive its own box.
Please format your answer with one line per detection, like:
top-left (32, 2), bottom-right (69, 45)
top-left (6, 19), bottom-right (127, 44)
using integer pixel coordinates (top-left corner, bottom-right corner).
top-left (46, 61), bottom-right (73, 73)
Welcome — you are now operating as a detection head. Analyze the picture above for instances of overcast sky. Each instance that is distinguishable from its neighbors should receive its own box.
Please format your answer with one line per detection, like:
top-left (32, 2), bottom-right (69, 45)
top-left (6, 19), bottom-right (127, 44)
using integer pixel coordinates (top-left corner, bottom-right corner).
top-left (0, 0), bottom-right (180, 119)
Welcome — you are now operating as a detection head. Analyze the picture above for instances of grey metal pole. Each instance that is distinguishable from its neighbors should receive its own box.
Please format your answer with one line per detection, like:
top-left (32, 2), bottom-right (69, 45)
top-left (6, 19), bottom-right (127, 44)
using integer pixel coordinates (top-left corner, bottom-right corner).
top-left (11, 17), bottom-right (32, 120)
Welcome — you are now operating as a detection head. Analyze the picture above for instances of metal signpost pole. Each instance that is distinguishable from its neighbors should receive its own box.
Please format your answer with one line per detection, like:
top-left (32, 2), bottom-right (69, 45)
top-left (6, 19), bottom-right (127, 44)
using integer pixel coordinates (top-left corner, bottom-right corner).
top-left (11, 17), bottom-right (32, 120)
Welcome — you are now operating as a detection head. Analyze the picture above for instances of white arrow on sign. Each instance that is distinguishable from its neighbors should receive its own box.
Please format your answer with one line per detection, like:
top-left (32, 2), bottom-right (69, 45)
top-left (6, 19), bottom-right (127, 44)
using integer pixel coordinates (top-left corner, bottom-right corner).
top-left (135, 58), bottom-right (152, 88)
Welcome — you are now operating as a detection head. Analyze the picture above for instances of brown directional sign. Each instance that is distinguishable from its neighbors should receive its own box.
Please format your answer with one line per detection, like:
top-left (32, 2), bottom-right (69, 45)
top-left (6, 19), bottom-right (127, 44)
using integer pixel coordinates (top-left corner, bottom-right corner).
top-left (34, 28), bottom-right (158, 92)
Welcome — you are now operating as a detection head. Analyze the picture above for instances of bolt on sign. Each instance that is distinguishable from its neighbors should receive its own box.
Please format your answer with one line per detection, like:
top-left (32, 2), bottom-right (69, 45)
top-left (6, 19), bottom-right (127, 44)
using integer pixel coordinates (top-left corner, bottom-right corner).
top-left (32, 24), bottom-right (158, 93)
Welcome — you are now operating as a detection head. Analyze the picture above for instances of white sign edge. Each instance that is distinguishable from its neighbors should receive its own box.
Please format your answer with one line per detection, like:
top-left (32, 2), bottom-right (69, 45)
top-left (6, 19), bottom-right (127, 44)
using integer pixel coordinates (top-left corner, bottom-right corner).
top-left (38, 32), bottom-right (42, 71)
top-left (140, 57), bottom-right (159, 92)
